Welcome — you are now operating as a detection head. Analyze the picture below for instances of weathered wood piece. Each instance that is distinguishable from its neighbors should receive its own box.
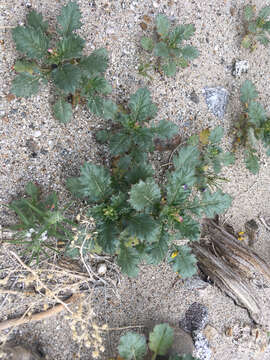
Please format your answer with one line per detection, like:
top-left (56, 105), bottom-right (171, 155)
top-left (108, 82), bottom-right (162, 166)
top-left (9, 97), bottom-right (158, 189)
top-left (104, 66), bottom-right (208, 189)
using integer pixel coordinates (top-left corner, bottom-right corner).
top-left (192, 219), bottom-right (270, 324)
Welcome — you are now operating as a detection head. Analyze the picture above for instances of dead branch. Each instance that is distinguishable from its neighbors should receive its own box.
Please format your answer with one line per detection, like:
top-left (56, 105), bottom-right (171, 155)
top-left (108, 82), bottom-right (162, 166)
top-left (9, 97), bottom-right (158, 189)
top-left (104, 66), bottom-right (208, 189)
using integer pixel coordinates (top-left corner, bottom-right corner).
top-left (0, 293), bottom-right (79, 331)
top-left (192, 218), bottom-right (270, 324)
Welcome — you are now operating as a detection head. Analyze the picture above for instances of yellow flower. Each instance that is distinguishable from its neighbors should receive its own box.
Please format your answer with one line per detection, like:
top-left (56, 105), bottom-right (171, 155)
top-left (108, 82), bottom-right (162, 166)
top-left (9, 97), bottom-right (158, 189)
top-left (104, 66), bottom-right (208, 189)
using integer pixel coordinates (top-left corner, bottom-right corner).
top-left (171, 251), bottom-right (179, 258)
top-left (238, 231), bottom-right (245, 235)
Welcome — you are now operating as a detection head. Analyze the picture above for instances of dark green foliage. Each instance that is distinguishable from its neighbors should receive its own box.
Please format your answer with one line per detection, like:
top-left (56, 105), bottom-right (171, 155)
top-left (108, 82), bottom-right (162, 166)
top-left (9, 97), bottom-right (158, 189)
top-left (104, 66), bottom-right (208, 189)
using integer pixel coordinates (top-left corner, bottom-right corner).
top-left (11, 1), bottom-right (112, 123)
top-left (67, 88), bottom-right (232, 278)
top-left (234, 80), bottom-right (270, 174)
top-left (242, 4), bottom-right (270, 50)
top-left (139, 14), bottom-right (199, 78)
top-left (7, 182), bottom-right (74, 263)
top-left (118, 323), bottom-right (198, 360)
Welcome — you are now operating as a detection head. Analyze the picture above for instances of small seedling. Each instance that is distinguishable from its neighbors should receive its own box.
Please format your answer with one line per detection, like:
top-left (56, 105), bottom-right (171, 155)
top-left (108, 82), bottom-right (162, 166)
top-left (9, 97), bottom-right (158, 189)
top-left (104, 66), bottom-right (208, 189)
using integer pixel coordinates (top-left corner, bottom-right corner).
top-left (7, 182), bottom-right (74, 263)
top-left (139, 14), bottom-right (199, 77)
top-left (242, 4), bottom-right (270, 50)
top-left (11, 1), bottom-right (113, 123)
top-left (192, 126), bottom-right (235, 190)
top-left (234, 80), bottom-right (270, 174)
top-left (67, 88), bottom-right (232, 278)
top-left (118, 323), bottom-right (198, 360)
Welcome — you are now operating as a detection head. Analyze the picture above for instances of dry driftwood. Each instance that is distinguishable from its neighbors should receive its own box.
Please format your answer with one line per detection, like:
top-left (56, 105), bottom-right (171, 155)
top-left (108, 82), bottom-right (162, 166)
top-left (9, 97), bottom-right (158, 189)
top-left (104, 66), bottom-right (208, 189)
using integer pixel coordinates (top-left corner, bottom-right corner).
top-left (193, 218), bottom-right (270, 324)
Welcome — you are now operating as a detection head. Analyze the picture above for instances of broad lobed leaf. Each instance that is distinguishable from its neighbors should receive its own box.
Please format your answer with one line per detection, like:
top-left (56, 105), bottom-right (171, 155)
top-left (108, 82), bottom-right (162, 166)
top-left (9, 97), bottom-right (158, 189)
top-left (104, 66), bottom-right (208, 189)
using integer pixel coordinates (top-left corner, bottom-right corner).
top-left (57, 1), bottom-right (82, 36)
top-left (117, 244), bottom-right (140, 277)
top-left (12, 26), bottom-right (49, 59)
top-left (200, 190), bottom-right (232, 217)
top-left (11, 73), bottom-right (40, 97)
top-left (169, 245), bottom-right (197, 278)
top-left (154, 119), bottom-right (178, 139)
top-left (52, 63), bottom-right (81, 94)
top-left (126, 214), bottom-right (160, 243)
top-left (79, 48), bottom-right (109, 77)
top-left (53, 98), bottom-right (73, 123)
top-left (118, 332), bottom-right (147, 360)
top-left (67, 162), bottom-right (112, 202)
top-left (26, 10), bottom-right (49, 31)
top-left (128, 88), bottom-right (157, 122)
top-left (149, 324), bottom-right (174, 356)
top-left (240, 80), bottom-right (258, 104)
top-left (129, 179), bottom-right (161, 211)
top-left (156, 14), bottom-right (170, 38)
top-left (57, 34), bottom-right (85, 60)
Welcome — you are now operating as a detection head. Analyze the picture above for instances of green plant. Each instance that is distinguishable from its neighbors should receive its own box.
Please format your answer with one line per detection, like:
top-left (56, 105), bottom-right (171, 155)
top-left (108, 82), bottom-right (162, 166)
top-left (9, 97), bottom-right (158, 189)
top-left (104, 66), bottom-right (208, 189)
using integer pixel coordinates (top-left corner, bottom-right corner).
top-left (11, 1), bottom-right (114, 123)
top-left (233, 80), bottom-right (270, 174)
top-left (7, 182), bottom-right (74, 263)
top-left (117, 323), bottom-right (198, 360)
top-left (242, 4), bottom-right (270, 50)
top-left (192, 126), bottom-right (235, 190)
top-left (139, 14), bottom-right (199, 78)
top-left (66, 87), bottom-right (232, 278)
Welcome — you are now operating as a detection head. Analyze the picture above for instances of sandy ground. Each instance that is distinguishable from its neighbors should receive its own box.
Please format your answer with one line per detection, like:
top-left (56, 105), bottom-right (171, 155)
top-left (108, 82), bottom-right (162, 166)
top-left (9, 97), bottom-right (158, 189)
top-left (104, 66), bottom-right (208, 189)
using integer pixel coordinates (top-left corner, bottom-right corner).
top-left (1, 0), bottom-right (270, 359)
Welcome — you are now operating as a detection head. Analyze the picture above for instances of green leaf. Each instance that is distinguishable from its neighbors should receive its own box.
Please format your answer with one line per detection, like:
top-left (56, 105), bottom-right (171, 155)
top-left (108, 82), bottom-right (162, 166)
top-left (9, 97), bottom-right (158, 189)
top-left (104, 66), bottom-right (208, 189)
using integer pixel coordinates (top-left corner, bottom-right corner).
top-left (248, 21), bottom-right (257, 33)
top-left (12, 26), bottom-right (49, 59)
top-left (259, 6), bottom-right (270, 20)
top-left (13, 60), bottom-right (39, 74)
top-left (169, 24), bottom-right (195, 45)
top-left (154, 42), bottom-right (170, 57)
top-left (53, 98), bottom-right (73, 123)
top-left (129, 179), bottom-right (161, 211)
top-left (262, 20), bottom-right (270, 32)
top-left (241, 35), bottom-right (252, 49)
top-left (128, 88), bottom-right (157, 122)
top-left (149, 323), bottom-right (174, 356)
top-left (67, 162), bottom-right (112, 202)
top-left (57, 34), bottom-right (85, 60)
top-left (173, 145), bottom-right (200, 171)
top-left (103, 100), bottom-right (118, 120)
top-left (26, 10), bottom-right (49, 31)
top-left (141, 36), bottom-right (154, 51)
top-left (117, 244), bottom-right (140, 277)
top-left (25, 182), bottom-right (40, 202)
top-left (257, 34), bottom-right (270, 46)
top-left (174, 215), bottom-right (200, 242)
top-left (169, 245), bottom-right (197, 278)
top-left (162, 61), bottom-right (177, 77)
top-left (118, 332), bottom-right (147, 360)
top-left (244, 5), bottom-right (255, 22)
top-left (52, 64), bottom-right (81, 94)
top-left (209, 126), bottom-right (224, 144)
top-left (109, 131), bottom-right (132, 155)
top-left (244, 150), bottom-right (260, 174)
top-left (154, 119), bottom-right (178, 139)
top-left (200, 190), bottom-right (232, 217)
top-left (181, 45), bottom-right (199, 60)
top-left (156, 14), bottom-right (170, 38)
top-left (145, 231), bottom-right (169, 265)
top-left (125, 163), bottom-right (154, 184)
top-left (166, 171), bottom-right (194, 205)
top-left (178, 57), bottom-right (189, 68)
top-left (132, 127), bottom-right (154, 151)
top-left (79, 49), bottom-right (109, 77)
top-left (57, 1), bottom-right (82, 36)
top-left (87, 96), bottom-right (104, 118)
top-left (240, 80), bottom-right (258, 104)
top-left (126, 214), bottom-right (160, 243)
top-left (97, 223), bottom-right (119, 254)
top-left (11, 73), bottom-right (40, 97)
top-left (219, 151), bottom-right (235, 166)
top-left (266, 148), bottom-right (270, 157)
top-left (82, 76), bottom-right (112, 97)
top-left (248, 101), bottom-right (267, 126)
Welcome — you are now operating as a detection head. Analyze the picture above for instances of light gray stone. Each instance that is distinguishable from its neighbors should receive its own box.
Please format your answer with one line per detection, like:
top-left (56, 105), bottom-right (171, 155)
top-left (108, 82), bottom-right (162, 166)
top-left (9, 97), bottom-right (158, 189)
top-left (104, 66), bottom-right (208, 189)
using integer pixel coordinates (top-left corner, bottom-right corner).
top-left (232, 60), bottom-right (249, 77)
top-left (203, 86), bottom-right (229, 119)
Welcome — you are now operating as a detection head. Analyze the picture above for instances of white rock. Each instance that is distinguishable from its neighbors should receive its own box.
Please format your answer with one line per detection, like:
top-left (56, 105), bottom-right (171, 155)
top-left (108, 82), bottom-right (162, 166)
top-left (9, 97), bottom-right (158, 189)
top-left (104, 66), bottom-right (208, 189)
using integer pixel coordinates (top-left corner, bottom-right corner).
top-left (97, 263), bottom-right (107, 276)
top-left (33, 130), bottom-right (41, 138)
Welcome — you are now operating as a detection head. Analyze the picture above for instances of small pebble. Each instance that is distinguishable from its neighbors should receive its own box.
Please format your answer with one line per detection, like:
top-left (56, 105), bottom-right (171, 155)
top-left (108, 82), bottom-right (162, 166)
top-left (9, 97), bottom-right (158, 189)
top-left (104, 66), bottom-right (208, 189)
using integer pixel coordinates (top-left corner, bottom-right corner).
top-left (33, 130), bottom-right (42, 138)
top-left (97, 263), bottom-right (107, 276)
